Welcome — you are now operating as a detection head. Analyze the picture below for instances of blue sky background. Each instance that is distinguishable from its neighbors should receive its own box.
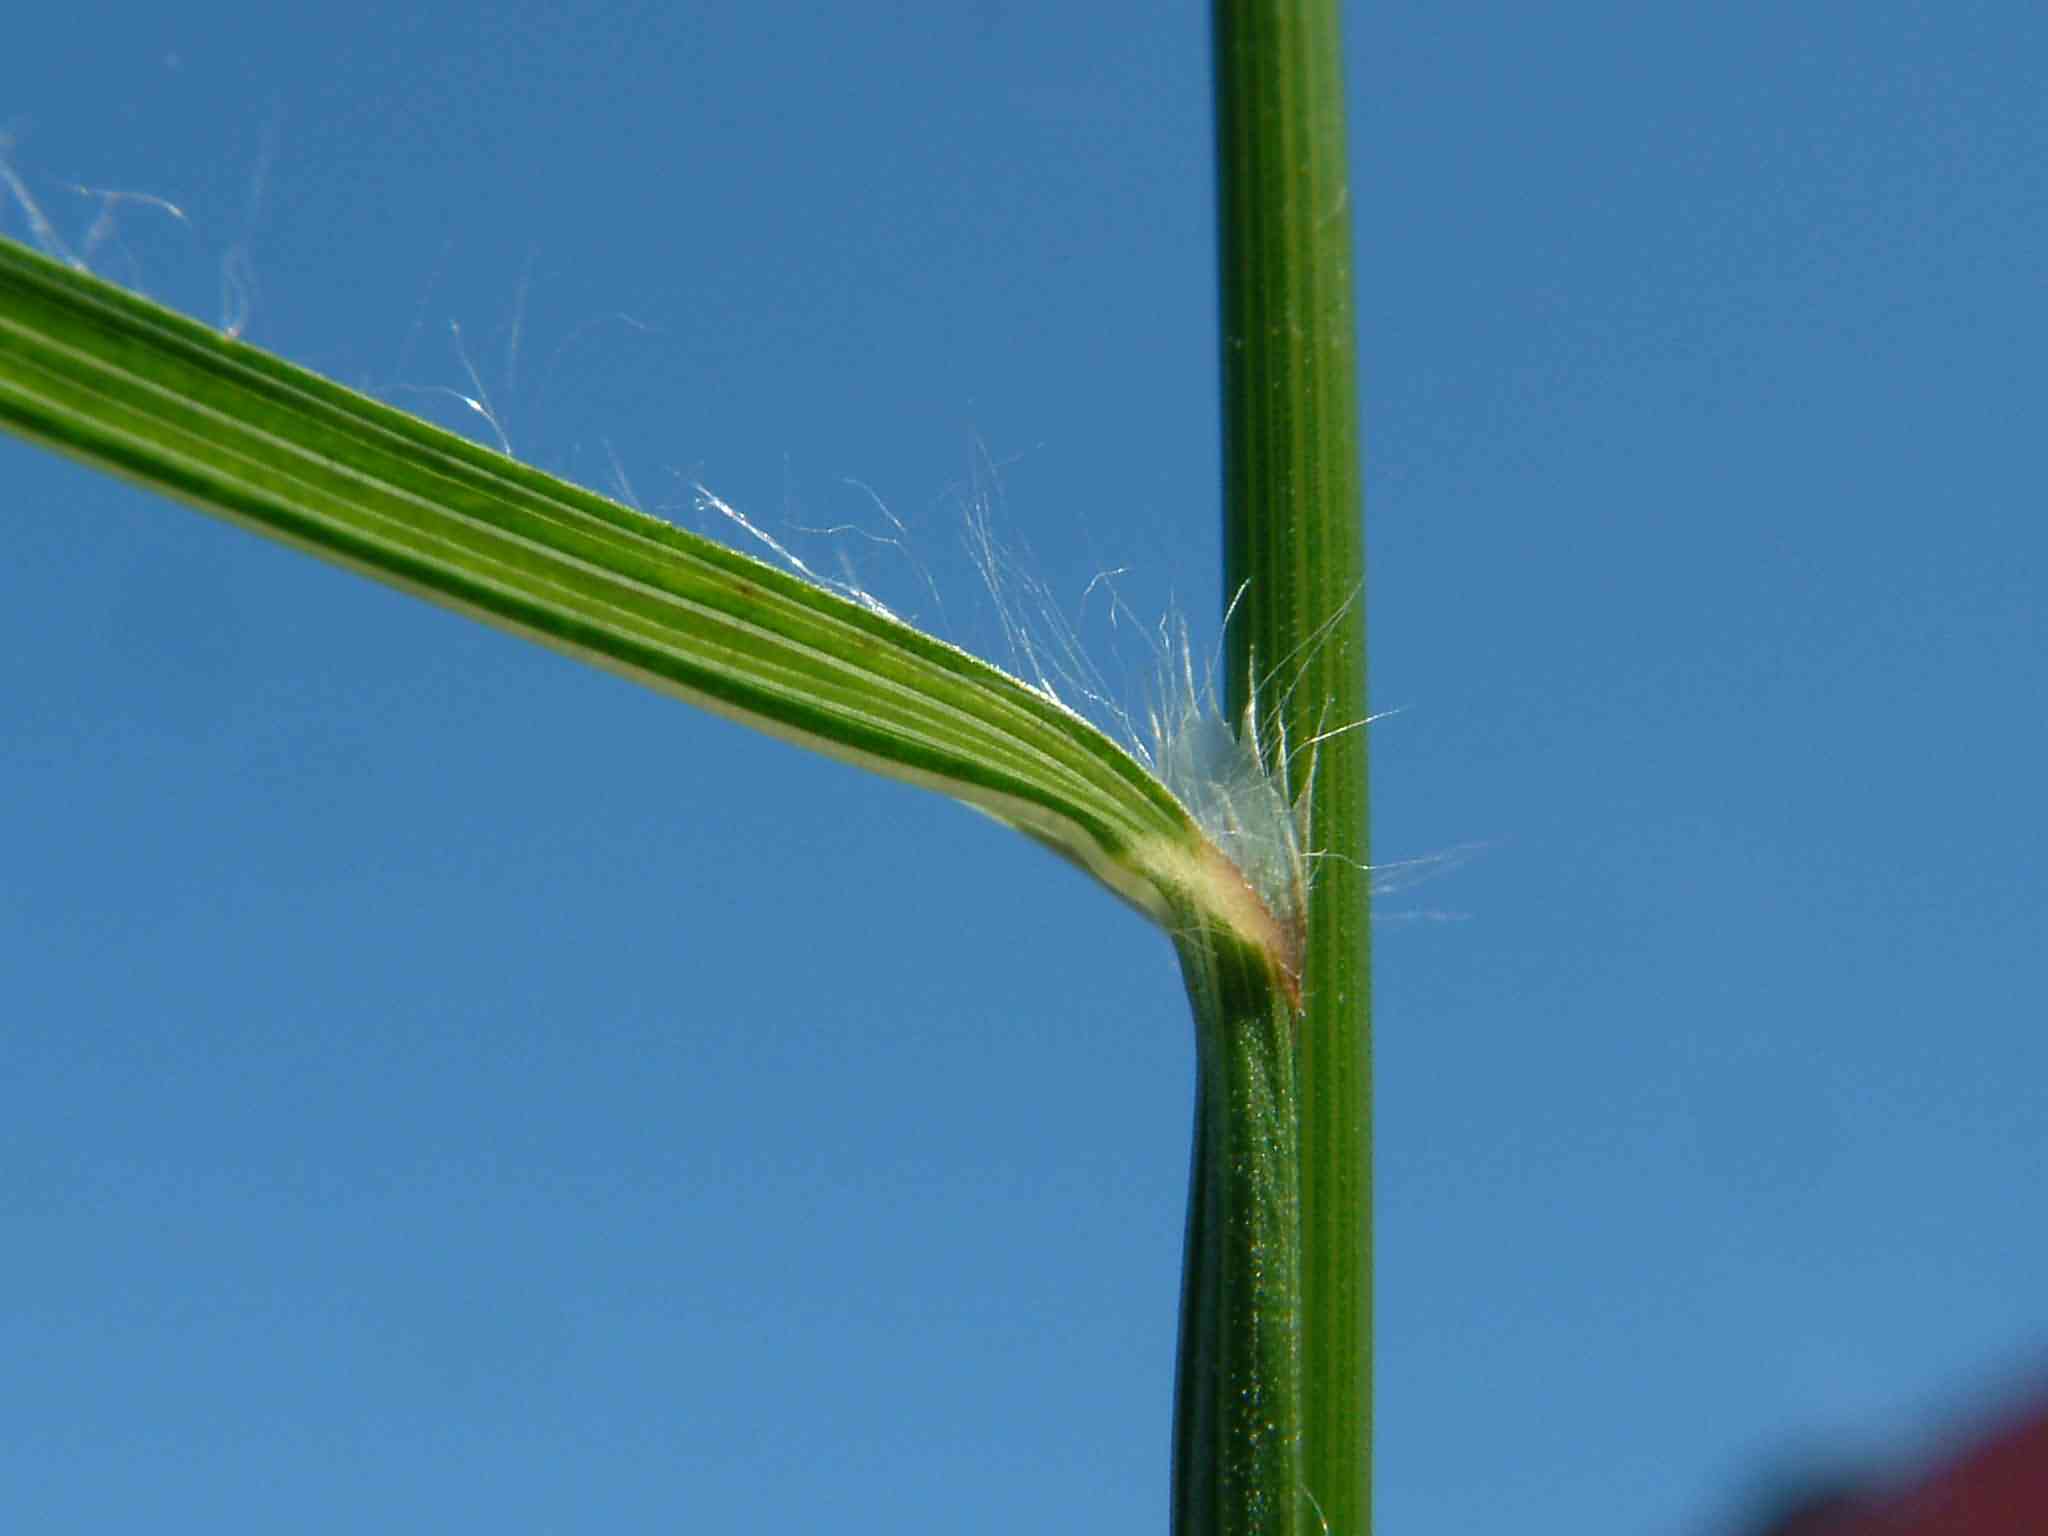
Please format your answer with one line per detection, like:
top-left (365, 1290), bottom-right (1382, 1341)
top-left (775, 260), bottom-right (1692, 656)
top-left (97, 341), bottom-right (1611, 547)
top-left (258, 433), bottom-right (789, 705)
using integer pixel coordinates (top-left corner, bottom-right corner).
top-left (4, 3), bottom-right (2045, 1532)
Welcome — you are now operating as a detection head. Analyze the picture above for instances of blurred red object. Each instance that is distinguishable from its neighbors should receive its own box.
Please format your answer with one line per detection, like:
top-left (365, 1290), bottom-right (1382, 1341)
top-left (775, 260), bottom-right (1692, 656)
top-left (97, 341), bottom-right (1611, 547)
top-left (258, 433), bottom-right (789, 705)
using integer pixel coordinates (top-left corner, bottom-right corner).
top-left (1756, 1398), bottom-right (2048, 1536)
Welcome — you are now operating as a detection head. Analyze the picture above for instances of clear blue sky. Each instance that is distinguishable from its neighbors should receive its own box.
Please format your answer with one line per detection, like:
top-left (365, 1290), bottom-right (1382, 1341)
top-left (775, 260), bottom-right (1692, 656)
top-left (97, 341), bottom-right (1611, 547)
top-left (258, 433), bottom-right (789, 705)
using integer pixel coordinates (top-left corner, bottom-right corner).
top-left (5, 3), bottom-right (2044, 1532)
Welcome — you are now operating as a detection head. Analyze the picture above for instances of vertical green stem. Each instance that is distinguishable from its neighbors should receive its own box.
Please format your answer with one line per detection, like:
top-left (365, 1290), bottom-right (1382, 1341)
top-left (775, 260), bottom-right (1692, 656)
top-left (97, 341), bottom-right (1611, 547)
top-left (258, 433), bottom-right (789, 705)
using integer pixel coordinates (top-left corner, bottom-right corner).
top-left (1212, 1), bottom-right (1372, 1533)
